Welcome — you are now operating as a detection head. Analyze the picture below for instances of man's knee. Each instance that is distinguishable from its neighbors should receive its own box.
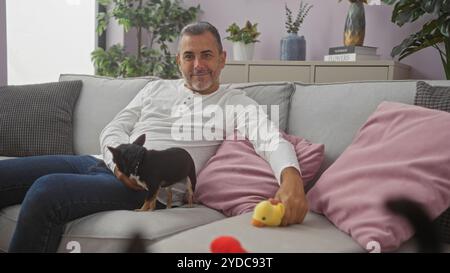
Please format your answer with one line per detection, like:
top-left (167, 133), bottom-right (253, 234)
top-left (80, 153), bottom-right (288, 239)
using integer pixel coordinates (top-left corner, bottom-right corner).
top-left (23, 174), bottom-right (68, 208)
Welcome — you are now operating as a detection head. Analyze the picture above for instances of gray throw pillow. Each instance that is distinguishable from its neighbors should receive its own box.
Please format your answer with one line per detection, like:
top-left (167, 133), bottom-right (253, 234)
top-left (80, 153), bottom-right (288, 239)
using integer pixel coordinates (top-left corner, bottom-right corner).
top-left (414, 81), bottom-right (450, 243)
top-left (59, 74), bottom-right (158, 155)
top-left (224, 82), bottom-right (294, 131)
top-left (0, 80), bottom-right (82, 156)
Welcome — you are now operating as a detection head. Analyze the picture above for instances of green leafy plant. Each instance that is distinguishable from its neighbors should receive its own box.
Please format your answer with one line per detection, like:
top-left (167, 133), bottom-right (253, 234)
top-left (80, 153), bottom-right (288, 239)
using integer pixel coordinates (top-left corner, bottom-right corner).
top-left (225, 21), bottom-right (261, 44)
top-left (285, 1), bottom-right (313, 34)
top-left (381, 0), bottom-right (450, 79)
top-left (92, 0), bottom-right (201, 79)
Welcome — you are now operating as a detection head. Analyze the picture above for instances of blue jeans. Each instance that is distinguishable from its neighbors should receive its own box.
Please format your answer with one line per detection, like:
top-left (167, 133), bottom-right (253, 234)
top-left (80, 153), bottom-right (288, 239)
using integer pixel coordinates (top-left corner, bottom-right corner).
top-left (0, 155), bottom-right (150, 252)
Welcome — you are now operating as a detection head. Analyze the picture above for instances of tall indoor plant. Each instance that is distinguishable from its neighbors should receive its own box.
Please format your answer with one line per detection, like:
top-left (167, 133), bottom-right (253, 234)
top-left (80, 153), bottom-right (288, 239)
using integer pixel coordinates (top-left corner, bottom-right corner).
top-left (225, 21), bottom-right (261, 61)
top-left (381, 0), bottom-right (450, 79)
top-left (281, 1), bottom-right (313, 60)
top-left (92, 0), bottom-right (200, 79)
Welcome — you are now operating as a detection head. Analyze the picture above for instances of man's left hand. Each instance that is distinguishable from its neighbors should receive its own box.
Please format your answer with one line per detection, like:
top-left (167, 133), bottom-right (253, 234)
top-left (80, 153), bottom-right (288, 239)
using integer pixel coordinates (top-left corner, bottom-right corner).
top-left (274, 167), bottom-right (309, 226)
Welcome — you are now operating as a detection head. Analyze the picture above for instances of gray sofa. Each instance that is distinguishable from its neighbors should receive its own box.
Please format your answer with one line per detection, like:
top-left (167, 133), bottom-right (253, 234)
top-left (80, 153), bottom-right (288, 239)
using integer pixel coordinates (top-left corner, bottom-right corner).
top-left (1, 74), bottom-right (449, 253)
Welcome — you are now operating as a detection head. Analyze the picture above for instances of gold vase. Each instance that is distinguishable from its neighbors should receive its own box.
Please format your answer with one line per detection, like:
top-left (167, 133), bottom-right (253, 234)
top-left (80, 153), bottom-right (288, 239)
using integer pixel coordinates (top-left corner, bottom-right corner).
top-left (344, 2), bottom-right (365, 46)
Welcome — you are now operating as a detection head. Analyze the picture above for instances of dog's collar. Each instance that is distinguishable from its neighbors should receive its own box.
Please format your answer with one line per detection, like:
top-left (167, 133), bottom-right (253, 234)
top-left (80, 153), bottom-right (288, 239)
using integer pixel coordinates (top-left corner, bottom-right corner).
top-left (133, 149), bottom-right (146, 176)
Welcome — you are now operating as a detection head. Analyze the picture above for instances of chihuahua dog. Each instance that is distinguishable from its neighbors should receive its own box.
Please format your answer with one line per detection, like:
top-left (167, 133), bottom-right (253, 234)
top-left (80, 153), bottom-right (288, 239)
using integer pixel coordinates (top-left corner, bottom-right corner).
top-left (108, 134), bottom-right (196, 211)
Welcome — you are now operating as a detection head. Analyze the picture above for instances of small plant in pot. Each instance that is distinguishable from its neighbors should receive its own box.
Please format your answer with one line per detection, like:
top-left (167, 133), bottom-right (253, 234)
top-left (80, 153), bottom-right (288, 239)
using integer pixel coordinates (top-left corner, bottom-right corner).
top-left (281, 1), bottom-right (313, 61)
top-left (225, 21), bottom-right (261, 61)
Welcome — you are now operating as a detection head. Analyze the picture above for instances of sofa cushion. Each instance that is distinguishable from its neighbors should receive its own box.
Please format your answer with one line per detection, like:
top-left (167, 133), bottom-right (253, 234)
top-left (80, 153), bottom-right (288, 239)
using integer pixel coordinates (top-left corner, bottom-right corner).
top-left (149, 211), bottom-right (365, 252)
top-left (0, 205), bottom-right (20, 252)
top-left (225, 82), bottom-right (294, 132)
top-left (59, 74), bottom-right (158, 155)
top-left (0, 204), bottom-right (225, 253)
top-left (288, 80), bottom-right (450, 187)
top-left (414, 81), bottom-right (450, 243)
top-left (194, 131), bottom-right (324, 217)
top-left (149, 210), bottom-right (450, 253)
top-left (0, 81), bottom-right (82, 156)
top-left (307, 101), bottom-right (450, 252)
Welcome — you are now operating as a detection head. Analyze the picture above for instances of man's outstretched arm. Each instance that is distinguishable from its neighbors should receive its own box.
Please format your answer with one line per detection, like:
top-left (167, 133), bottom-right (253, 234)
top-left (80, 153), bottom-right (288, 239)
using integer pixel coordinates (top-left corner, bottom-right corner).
top-left (276, 166), bottom-right (308, 226)
top-left (227, 93), bottom-right (308, 226)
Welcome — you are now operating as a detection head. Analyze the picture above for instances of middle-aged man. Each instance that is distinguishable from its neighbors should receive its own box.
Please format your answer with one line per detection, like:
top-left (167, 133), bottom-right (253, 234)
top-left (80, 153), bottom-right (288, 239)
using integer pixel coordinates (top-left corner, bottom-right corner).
top-left (0, 22), bottom-right (307, 253)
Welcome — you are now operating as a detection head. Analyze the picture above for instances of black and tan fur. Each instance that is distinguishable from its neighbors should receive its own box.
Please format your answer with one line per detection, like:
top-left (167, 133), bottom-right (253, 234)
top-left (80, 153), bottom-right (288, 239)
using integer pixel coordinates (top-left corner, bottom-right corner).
top-left (108, 134), bottom-right (196, 211)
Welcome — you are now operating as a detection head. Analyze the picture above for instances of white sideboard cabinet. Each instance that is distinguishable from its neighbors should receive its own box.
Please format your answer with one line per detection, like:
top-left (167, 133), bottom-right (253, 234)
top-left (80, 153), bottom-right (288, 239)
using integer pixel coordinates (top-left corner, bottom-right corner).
top-left (221, 60), bottom-right (410, 84)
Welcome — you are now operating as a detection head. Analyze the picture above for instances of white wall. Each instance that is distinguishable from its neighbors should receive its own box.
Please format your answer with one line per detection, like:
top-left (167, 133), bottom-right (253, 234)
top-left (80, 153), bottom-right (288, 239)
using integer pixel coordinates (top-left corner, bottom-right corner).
top-left (6, 0), bottom-right (96, 85)
top-left (0, 0), bottom-right (7, 86)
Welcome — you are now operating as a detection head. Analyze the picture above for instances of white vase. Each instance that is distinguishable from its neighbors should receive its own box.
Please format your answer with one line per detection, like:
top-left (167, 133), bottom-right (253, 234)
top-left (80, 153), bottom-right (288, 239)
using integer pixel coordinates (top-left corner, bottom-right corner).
top-left (233, 42), bottom-right (255, 61)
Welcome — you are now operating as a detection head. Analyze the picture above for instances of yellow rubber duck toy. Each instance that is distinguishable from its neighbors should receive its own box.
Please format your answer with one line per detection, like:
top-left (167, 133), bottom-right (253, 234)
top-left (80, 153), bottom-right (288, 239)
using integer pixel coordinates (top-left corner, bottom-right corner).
top-left (251, 199), bottom-right (285, 227)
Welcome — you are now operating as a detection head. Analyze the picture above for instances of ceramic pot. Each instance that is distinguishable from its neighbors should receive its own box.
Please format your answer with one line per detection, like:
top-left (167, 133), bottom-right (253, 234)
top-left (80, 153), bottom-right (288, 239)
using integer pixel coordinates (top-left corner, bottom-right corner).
top-left (233, 42), bottom-right (255, 61)
top-left (280, 33), bottom-right (306, 61)
top-left (344, 2), bottom-right (365, 46)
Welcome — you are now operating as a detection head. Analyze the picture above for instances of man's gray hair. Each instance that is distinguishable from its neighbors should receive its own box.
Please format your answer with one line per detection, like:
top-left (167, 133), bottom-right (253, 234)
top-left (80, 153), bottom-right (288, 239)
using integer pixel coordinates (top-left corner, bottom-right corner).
top-left (179, 22), bottom-right (223, 53)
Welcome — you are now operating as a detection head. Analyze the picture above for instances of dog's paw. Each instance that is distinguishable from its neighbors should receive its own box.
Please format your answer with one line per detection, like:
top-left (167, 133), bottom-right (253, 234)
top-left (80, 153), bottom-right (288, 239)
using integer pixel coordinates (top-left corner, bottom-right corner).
top-left (134, 208), bottom-right (152, 212)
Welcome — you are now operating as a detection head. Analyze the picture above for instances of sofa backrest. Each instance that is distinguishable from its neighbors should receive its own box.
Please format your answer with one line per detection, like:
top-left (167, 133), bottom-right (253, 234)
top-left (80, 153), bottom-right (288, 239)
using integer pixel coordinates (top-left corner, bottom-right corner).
top-left (223, 82), bottom-right (294, 131)
top-left (59, 74), bottom-right (157, 155)
top-left (59, 73), bottom-right (450, 175)
top-left (288, 80), bottom-right (450, 186)
top-left (59, 75), bottom-right (293, 156)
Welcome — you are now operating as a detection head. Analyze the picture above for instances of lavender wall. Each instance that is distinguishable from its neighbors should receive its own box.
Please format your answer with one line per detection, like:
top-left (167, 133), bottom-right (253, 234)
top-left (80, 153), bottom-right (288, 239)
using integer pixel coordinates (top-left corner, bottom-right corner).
top-left (166, 0), bottom-right (443, 80)
top-left (0, 0), bottom-right (7, 86)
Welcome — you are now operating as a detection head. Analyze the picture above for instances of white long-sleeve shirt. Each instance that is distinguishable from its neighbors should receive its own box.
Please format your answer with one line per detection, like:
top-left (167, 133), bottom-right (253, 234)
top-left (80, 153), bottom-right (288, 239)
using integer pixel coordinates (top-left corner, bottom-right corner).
top-left (98, 79), bottom-right (300, 206)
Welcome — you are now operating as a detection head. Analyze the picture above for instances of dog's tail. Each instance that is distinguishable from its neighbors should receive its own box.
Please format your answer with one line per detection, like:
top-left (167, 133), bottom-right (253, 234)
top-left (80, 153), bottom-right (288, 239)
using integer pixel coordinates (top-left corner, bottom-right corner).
top-left (385, 198), bottom-right (442, 253)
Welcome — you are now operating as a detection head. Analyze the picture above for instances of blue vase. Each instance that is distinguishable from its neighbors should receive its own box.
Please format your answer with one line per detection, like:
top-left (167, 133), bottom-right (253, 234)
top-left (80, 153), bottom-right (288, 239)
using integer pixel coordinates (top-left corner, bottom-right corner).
top-left (280, 33), bottom-right (306, 61)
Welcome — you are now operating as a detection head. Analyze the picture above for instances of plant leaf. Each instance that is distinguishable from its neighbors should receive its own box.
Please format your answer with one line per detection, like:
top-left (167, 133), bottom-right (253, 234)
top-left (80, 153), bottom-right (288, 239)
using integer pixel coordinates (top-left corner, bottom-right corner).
top-left (439, 13), bottom-right (450, 37)
top-left (391, 19), bottom-right (446, 59)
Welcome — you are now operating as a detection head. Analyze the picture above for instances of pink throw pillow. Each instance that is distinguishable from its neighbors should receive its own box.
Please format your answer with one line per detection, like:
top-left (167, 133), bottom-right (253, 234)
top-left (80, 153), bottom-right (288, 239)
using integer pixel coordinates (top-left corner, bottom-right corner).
top-left (195, 131), bottom-right (325, 217)
top-left (307, 101), bottom-right (450, 252)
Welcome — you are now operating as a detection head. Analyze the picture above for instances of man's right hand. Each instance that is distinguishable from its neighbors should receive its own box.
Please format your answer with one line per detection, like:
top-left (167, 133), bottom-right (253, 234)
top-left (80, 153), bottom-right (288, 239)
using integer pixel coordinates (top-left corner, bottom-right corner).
top-left (114, 166), bottom-right (146, 191)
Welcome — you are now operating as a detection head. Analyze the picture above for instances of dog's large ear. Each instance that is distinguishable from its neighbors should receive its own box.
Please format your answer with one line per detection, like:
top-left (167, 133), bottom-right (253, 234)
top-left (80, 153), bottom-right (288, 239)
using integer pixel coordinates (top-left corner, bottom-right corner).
top-left (133, 134), bottom-right (146, 146)
top-left (107, 146), bottom-right (121, 159)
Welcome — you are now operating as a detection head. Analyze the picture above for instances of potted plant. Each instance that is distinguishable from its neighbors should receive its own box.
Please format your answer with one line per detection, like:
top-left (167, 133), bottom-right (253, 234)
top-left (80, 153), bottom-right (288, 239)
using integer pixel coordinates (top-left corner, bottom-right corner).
top-left (225, 21), bottom-right (261, 61)
top-left (339, 0), bottom-right (368, 46)
top-left (91, 0), bottom-right (200, 79)
top-left (381, 0), bottom-right (450, 79)
top-left (281, 1), bottom-right (313, 61)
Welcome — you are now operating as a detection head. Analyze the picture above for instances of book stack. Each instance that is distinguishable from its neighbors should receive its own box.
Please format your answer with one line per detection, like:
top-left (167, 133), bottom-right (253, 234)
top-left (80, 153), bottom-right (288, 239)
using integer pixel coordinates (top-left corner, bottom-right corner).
top-left (324, 46), bottom-right (380, 62)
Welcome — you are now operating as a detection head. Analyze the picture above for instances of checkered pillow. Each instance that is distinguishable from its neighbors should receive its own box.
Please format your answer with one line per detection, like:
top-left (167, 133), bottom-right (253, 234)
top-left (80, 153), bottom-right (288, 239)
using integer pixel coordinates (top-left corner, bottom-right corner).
top-left (414, 81), bottom-right (450, 243)
top-left (415, 81), bottom-right (450, 112)
top-left (0, 80), bottom-right (82, 156)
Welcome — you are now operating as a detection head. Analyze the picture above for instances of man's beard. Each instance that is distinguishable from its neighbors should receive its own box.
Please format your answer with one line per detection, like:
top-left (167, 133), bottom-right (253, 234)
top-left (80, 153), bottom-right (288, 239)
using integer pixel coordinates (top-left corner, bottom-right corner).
top-left (188, 70), bottom-right (215, 92)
